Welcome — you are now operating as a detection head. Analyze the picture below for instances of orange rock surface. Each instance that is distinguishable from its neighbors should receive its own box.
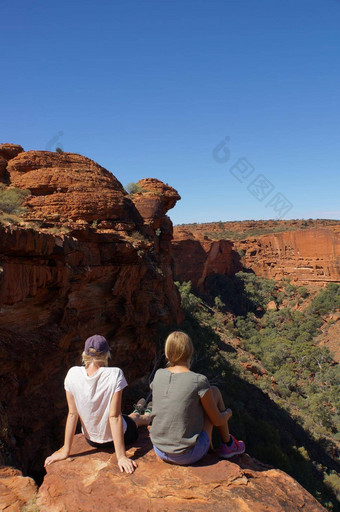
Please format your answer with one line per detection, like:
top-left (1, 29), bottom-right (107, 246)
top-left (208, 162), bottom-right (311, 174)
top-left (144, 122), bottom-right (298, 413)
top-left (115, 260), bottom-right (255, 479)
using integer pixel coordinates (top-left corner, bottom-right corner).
top-left (172, 228), bottom-right (238, 290)
top-left (7, 150), bottom-right (137, 224)
top-left (0, 466), bottom-right (37, 512)
top-left (131, 178), bottom-right (181, 230)
top-left (37, 432), bottom-right (326, 512)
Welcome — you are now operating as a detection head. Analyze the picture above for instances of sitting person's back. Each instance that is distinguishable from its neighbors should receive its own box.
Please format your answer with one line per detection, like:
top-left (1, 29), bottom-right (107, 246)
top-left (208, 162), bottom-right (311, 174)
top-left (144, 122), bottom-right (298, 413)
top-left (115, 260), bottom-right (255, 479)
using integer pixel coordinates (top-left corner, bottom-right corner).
top-left (150, 368), bottom-right (209, 454)
top-left (150, 331), bottom-right (245, 465)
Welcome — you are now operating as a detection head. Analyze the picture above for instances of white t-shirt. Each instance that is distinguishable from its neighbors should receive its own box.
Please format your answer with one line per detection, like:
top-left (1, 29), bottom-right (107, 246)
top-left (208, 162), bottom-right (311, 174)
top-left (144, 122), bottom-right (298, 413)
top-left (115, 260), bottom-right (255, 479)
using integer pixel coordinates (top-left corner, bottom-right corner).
top-left (64, 366), bottom-right (128, 443)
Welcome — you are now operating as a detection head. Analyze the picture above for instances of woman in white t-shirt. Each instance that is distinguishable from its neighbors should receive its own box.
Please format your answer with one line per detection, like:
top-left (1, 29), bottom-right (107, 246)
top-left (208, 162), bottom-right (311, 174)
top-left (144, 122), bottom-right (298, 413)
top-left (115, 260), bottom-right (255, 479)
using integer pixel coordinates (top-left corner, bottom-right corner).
top-left (44, 335), bottom-right (151, 474)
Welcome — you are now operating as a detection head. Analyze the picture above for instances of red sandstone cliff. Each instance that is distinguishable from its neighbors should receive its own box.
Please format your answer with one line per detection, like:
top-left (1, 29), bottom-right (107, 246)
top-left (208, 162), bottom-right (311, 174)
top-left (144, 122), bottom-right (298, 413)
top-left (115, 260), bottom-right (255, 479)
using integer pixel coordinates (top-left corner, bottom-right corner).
top-left (0, 144), bottom-right (181, 476)
top-left (172, 227), bottom-right (239, 291)
top-left (172, 221), bottom-right (340, 288)
top-left (235, 228), bottom-right (340, 284)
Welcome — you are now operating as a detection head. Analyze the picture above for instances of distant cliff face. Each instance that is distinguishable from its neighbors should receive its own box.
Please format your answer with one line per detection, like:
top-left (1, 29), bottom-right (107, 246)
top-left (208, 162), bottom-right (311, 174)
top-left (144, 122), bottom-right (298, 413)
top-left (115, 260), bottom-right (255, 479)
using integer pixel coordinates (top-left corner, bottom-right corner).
top-left (172, 228), bottom-right (239, 291)
top-left (0, 144), bottom-right (181, 474)
top-left (172, 221), bottom-right (340, 288)
top-left (235, 228), bottom-right (340, 284)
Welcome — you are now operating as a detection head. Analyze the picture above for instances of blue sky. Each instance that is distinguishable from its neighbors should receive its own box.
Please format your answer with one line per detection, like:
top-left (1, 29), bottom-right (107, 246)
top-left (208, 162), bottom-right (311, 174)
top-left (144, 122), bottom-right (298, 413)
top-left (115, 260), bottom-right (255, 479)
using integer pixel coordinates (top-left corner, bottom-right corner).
top-left (1, 0), bottom-right (339, 224)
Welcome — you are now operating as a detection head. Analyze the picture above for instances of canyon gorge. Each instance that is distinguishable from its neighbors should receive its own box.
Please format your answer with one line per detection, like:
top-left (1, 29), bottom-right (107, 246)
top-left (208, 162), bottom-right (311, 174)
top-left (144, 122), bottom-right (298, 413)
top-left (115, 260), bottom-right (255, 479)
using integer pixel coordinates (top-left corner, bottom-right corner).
top-left (0, 144), bottom-right (338, 511)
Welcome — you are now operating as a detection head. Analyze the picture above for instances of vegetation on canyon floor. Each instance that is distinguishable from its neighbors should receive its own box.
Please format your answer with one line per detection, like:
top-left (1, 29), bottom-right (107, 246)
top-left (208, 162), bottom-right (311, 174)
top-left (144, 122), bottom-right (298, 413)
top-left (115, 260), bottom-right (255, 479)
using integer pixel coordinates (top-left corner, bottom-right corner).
top-left (173, 277), bottom-right (340, 510)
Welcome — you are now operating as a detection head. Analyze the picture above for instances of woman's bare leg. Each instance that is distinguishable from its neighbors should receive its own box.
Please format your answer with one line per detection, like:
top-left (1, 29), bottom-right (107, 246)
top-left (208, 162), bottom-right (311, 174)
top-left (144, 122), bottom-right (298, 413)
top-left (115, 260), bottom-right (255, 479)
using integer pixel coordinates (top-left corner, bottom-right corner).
top-left (203, 386), bottom-right (231, 446)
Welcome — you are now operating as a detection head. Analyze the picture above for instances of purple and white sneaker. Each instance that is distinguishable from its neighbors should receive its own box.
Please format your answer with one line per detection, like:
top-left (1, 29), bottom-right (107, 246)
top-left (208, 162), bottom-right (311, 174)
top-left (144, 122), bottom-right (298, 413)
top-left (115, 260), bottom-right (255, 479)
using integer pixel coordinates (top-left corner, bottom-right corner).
top-left (218, 435), bottom-right (245, 459)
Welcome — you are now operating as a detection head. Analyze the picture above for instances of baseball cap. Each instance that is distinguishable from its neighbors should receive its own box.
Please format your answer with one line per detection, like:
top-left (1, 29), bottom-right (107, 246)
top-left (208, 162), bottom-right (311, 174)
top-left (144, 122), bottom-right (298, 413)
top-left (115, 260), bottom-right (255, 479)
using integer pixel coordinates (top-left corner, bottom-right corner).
top-left (84, 334), bottom-right (110, 355)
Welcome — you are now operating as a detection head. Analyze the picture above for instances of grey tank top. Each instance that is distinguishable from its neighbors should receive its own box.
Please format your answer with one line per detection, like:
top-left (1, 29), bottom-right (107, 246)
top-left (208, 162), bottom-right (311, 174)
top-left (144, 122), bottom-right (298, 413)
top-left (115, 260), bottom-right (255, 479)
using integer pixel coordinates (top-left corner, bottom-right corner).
top-left (150, 368), bottom-right (210, 454)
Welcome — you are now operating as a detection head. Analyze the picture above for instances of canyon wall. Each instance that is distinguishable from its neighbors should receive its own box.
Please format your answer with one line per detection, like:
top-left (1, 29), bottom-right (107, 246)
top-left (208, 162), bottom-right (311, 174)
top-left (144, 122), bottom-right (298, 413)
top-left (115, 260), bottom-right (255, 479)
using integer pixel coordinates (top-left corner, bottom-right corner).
top-left (172, 227), bottom-right (240, 291)
top-left (0, 144), bottom-right (182, 475)
top-left (172, 221), bottom-right (340, 289)
top-left (235, 228), bottom-right (340, 284)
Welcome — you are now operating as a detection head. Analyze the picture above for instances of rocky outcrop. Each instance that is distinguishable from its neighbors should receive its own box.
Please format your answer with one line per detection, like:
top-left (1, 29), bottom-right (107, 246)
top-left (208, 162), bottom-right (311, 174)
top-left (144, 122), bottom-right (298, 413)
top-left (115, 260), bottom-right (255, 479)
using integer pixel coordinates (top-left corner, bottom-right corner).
top-left (37, 431), bottom-right (326, 512)
top-left (0, 145), bottom-right (182, 476)
top-left (172, 228), bottom-right (238, 291)
top-left (0, 466), bottom-right (37, 512)
top-left (130, 178), bottom-right (181, 230)
top-left (6, 149), bottom-right (140, 226)
top-left (0, 144), bottom-right (24, 183)
top-left (173, 222), bottom-right (340, 286)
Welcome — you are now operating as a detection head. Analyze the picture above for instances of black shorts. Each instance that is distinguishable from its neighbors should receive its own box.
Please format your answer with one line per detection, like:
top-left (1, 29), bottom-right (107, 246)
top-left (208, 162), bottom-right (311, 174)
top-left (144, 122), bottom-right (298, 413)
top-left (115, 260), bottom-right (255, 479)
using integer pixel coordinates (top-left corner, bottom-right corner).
top-left (85, 414), bottom-right (138, 449)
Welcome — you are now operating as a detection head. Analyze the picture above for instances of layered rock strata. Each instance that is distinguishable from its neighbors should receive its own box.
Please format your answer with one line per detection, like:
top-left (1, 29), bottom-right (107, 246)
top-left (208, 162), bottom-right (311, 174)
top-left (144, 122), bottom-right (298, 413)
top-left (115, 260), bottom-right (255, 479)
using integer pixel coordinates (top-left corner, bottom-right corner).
top-left (172, 223), bottom-right (340, 287)
top-left (235, 228), bottom-right (340, 284)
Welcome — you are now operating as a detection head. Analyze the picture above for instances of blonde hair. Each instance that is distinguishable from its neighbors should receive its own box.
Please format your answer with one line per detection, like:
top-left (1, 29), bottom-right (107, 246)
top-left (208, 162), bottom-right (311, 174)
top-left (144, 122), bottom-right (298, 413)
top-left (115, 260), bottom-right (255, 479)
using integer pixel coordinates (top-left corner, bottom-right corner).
top-left (165, 331), bottom-right (194, 366)
top-left (82, 348), bottom-right (111, 368)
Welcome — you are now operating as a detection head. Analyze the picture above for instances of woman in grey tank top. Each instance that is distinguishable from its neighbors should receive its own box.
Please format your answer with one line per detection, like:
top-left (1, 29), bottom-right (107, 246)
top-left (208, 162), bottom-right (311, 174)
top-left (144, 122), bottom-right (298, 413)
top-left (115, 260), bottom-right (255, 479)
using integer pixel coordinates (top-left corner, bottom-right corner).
top-left (150, 331), bottom-right (245, 465)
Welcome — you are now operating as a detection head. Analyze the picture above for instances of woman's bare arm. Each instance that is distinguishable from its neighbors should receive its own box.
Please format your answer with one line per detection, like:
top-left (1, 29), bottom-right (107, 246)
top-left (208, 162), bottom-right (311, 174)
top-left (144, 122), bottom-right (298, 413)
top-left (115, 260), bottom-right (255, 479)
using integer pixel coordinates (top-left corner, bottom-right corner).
top-left (44, 391), bottom-right (79, 467)
top-left (109, 390), bottom-right (137, 474)
top-left (200, 388), bottom-right (232, 427)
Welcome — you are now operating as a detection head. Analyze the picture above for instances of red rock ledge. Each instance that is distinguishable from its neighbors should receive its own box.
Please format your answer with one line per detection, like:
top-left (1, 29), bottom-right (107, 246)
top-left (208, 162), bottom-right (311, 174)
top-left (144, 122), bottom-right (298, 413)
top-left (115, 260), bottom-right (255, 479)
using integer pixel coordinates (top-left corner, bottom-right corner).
top-left (37, 431), bottom-right (326, 512)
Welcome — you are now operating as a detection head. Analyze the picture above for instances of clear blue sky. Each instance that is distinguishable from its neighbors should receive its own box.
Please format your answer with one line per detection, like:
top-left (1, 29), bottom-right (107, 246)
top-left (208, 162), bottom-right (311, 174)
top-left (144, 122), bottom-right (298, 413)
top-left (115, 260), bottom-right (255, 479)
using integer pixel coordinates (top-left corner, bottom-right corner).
top-left (1, 0), bottom-right (339, 224)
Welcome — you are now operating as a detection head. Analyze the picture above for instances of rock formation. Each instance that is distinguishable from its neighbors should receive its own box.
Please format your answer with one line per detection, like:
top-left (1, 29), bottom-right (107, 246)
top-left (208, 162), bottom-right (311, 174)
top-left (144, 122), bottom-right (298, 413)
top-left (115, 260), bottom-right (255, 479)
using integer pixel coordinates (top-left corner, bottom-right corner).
top-left (0, 144), bottom-right (182, 477)
top-left (172, 221), bottom-right (340, 288)
top-left (0, 466), bottom-right (37, 512)
top-left (172, 227), bottom-right (240, 291)
top-left (36, 431), bottom-right (326, 512)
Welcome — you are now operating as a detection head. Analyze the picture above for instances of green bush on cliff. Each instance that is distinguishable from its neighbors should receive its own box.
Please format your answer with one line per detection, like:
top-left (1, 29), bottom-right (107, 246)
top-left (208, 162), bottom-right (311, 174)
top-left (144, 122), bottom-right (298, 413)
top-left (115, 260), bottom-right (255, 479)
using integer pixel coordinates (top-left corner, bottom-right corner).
top-left (0, 185), bottom-right (30, 219)
top-left (126, 182), bottom-right (144, 194)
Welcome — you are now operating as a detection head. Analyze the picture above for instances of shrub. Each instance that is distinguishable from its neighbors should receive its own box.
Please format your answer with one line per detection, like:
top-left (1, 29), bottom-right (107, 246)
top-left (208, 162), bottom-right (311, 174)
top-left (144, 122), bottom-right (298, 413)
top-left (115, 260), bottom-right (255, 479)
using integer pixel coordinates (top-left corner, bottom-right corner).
top-left (0, 186), bottom-right (30, 216)
top-left (175, 281), bottom-right (201, 313)
top-left (130, 230), bottom-right (147, 242)
top-left (235, 271), bottom-right (278, 311)
top-left (297, 286), bottom-right (310, 299)
top-left (56, 147), bottom-right (63, 154)
top-left (126, 182), bottom-right (144, 194)
top-left (214, 296), bottom-right (225, 310)
top-left (309, 283), bottom-right (340, 315)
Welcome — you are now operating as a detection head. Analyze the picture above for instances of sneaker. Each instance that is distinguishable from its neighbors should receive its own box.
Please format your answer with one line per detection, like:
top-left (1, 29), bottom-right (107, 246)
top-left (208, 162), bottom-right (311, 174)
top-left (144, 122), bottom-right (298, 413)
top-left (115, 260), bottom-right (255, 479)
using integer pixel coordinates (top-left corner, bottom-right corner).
top-left (133, 398), bottom-right (146, 414)
top-left (218, 435), bottom-right (245, 459)
top-left (144, 401), bottom-right (152, 414)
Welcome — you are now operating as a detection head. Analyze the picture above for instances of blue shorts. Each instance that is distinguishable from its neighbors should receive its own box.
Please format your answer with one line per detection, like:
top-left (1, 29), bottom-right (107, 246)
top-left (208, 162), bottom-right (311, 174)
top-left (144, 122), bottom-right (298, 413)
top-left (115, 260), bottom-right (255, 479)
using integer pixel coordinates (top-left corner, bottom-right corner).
top-left (153, 430), bottom-right (210, 465)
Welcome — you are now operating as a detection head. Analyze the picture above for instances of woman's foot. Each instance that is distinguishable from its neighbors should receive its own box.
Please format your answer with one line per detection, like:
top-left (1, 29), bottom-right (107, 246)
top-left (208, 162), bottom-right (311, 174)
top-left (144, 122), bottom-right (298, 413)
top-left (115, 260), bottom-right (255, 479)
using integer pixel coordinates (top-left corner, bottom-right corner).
top-left (218, 435), bottom-right (245, 459)
top-left (144, 401), bottom-right (152, 414)
top-left (132, 398), bottom-right (146, 415)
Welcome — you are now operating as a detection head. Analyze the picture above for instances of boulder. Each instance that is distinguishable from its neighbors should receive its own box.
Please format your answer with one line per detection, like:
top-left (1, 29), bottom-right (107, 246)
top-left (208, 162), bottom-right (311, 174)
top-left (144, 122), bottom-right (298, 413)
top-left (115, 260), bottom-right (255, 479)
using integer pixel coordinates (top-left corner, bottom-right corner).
top-left (7, 150), bottom-right (139, 224)
top-left (130, 178), bottom-right (181, 230)
top-left (0, 143), bottom-right (24, 161)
